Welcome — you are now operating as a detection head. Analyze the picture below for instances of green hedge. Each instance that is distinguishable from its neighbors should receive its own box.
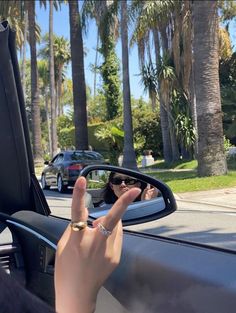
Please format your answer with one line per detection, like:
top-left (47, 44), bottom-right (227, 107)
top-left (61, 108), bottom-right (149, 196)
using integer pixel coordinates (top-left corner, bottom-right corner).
top-left (58, 122), bottom-right (110, 155)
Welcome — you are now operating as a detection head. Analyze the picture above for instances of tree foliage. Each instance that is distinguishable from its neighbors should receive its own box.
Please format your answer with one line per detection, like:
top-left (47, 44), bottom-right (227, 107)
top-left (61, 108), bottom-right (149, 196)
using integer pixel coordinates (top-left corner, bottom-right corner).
top-left (98, 36), bottom-right (121, 120)
top-left (220, 51), bottom-right (236, 144)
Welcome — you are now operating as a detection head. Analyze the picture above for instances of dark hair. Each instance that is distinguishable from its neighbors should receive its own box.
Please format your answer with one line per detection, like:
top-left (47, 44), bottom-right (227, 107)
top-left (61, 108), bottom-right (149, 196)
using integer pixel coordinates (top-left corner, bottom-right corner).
top-left (102, 172), bottom-right (147, 204)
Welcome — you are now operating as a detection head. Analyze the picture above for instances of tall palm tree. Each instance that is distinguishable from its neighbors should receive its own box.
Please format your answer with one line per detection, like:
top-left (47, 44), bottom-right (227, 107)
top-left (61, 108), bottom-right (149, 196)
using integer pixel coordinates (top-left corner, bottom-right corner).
top-left (1, 0), bottom-right (55, 164)
top-left (68, 0), bottom-right (88, 150)
top-left (53, 36), bottom-right (70, 116)
top-left (39, 35), bottom-right (71, 116)
top-left (27, 0), bottom-right (43, 165)
top-left (139, 62), bottom-right (158, 111)
top-left (0, 2), bottom-right (25, 48)
top-left (21, 10), bottom-right (28, 99)
top-left (193, 0), bottom-right (227, 176)
top-left (38, 60), bottom-right (52, 156)
top-left (130, 0), bottom-right (175, 163)
top-left (121, 0), bottom-right (137, 170)
top-left (49, 0), bottom-right (57, 157)
top-left (153, 27), bottom-right (172, 164)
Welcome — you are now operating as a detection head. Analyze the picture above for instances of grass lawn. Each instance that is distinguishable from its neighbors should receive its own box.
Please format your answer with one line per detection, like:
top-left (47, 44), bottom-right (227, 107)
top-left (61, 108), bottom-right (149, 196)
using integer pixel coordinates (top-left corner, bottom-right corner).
top-left (144, 159), bottom-right (198, 170)
top-left (143, 157), bottom-right (236, 193)
top-left (147, 170), bottom-right (236, 193)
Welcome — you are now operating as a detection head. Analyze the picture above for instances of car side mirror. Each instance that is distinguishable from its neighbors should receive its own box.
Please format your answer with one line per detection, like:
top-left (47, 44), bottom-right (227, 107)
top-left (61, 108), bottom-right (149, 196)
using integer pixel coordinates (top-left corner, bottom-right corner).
top-left (80, 165), bottom-right (177, 226)
top-left (44, 161), bottom-right (49, 165)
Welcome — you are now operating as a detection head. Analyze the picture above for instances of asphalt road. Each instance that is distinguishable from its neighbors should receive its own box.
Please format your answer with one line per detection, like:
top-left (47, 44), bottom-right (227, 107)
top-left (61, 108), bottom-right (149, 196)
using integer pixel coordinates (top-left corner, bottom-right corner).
top-left (43, 187), bottom-right (236, 252)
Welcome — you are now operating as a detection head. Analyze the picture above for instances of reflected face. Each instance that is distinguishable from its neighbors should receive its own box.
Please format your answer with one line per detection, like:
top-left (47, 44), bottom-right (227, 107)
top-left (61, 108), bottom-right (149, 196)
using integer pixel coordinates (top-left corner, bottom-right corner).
top-left (110, 174), bottom-right (141, 198)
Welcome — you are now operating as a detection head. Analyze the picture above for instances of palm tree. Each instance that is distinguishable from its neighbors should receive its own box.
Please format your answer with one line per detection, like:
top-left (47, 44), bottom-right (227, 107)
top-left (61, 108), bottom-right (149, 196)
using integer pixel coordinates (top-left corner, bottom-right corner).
top-left (130, 0), bottom-right (175, 163)
top-left (21, 10), bottom-right (28, 99)
top-left (193, 0), bottom-right (227, 176)
top-left (38, 60), bottom-right (52, 156)
top-left (53, 36), bottom-right (70, 116)
top-left (68, 0), bottom-right (88, 150)
top-left (49, 0), bottom-right (57, 157)
top-left (0, 0), bottom-right (45, 164)
top-left (26, 0), bottom-right (43, 165)
top-left (0, 2), bottom-right (25, 48)
top-left (39, 35), bottom-right (71, 116)
top-left (139, 62), bottom-right (158, 111)
top-left (121, 0), bottom-right (137, 170)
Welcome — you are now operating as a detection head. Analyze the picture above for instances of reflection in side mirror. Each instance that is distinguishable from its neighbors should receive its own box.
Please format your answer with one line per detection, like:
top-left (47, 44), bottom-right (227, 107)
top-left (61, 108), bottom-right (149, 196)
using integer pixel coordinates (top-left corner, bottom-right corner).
top-left (80, 165), bottom-right (177, 226)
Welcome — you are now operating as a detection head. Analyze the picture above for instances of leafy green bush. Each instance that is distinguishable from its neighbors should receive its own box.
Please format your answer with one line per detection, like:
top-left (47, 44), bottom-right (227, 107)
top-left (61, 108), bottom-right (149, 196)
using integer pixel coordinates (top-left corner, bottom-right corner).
top-left (224, 135), bottom-right (233, 152)
top-left (133, 109), bottom-right (162, 157)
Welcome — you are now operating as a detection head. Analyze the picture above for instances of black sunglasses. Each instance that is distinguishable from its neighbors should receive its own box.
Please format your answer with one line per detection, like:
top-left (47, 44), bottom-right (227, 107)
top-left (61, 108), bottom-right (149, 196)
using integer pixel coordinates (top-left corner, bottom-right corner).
top-left (111, 177), bottom-right (139, 186)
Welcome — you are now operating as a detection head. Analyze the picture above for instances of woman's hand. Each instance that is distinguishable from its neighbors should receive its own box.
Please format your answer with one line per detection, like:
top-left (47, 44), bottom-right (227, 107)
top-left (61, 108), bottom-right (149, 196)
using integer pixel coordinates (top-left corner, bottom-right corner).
top-left (141, 184), bottom-right (159, 201)
top-left (55, 176), bottom-right (141, 313)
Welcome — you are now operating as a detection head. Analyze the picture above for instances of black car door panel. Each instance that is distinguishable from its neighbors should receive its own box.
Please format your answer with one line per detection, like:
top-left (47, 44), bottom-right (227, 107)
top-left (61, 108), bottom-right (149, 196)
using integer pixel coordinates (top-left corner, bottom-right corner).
top-left (1, 211), bottom-right (235, 313)
top-left (0, 221), bottom-right (26, 289)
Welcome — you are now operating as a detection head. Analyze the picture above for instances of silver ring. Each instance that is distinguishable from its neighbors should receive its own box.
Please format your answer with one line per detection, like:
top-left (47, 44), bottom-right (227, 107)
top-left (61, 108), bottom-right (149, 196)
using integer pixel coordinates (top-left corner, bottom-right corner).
top-left (97, 223), bottom-right (112, 237)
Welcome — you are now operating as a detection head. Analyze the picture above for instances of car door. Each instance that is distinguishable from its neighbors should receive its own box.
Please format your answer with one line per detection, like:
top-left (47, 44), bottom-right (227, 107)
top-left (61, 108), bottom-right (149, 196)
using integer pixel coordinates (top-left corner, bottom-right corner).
top-left (50, 154), bottom-right (64, 186)
top-left (1, 20), bottom-right (236, 313)
top-left (43, 155), bottom-right (59, 186)
top-left (0, 20), bottom-right (52, 301)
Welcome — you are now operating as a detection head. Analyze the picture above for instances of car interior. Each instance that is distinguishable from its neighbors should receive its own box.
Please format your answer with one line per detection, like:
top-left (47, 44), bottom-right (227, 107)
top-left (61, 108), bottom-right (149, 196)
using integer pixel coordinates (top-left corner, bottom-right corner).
top-left (0, 21), bottom-right (236, 313)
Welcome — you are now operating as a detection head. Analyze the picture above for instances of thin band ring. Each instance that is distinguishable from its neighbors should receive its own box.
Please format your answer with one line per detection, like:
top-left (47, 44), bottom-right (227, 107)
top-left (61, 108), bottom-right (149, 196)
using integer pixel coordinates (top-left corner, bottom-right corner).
top-left (70, 221), bottom-right (87, 232)
top-left (97, 223), bottom-right (112, 237)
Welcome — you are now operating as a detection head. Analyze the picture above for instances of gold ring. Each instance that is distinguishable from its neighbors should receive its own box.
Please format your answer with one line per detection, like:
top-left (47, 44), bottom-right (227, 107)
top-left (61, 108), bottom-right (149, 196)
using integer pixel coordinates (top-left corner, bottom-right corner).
top-left (70, 221), bottom-right (87, 232)
top-left (97, 223), bottom-right (112, 237)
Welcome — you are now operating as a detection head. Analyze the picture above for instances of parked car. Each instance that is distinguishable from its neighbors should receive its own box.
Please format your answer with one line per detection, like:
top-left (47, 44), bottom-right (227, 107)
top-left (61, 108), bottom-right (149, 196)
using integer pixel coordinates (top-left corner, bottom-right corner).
top-left (41, 150), bottom-right (105, 193)
top-left (1, 21), bottom-right (236, 313)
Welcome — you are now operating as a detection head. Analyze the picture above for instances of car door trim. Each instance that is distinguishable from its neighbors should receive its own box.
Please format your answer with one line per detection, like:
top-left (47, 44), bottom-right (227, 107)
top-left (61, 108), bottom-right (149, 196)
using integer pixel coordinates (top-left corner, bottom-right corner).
top-left (6, 220), bottom-right (57, 250)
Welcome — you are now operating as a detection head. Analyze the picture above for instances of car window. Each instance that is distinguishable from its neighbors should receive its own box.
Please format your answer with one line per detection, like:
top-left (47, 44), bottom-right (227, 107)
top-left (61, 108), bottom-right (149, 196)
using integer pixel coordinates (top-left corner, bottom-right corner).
top-left (53, 154), bottom-right (64, 164)
top-left (68, 152), bottom-right (104, 161)
top-left (51, 155), bottom-right (59, 163)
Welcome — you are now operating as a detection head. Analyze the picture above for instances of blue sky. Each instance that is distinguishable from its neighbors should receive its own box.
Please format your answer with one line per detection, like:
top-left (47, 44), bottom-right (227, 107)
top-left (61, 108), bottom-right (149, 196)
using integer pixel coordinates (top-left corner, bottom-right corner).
top-left (35, 2), bottom-right (236, 100)
top-left (36, 2), bottom-right (146, 100)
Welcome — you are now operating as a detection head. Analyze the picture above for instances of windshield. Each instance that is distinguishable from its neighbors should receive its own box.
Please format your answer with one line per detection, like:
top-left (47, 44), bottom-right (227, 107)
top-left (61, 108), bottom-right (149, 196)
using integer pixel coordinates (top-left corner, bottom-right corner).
top-left (4, 1), bottom-right (233, 254)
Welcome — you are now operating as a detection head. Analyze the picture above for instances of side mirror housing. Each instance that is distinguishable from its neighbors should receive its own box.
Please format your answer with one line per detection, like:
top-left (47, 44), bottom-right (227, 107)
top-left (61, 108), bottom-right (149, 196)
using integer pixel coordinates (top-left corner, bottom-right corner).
top-left (80, 165), bottom-right (177, 226)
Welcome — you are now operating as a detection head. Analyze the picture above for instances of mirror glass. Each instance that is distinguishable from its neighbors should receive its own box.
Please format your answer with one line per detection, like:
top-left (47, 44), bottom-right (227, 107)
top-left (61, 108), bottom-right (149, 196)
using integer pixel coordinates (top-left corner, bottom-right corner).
top-left (84, 170), bottom-right (166, 222)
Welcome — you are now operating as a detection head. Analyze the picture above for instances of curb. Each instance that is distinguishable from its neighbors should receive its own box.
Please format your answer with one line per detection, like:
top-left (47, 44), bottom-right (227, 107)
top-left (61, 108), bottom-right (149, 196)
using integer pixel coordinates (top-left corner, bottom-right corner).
top-left (176, 198), bottom-right (236, 210)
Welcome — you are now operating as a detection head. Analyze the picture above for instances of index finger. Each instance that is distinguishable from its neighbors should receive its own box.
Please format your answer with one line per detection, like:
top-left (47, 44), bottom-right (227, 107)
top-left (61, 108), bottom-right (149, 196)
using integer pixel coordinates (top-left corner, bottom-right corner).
top-left (71, 176), bottom-right (88, 222)
top-left (102, 187), bottom-right (141, 231)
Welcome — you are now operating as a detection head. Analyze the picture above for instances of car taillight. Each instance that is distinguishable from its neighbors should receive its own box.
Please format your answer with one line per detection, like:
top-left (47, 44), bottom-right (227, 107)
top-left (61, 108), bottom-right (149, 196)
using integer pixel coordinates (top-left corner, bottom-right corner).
top-left (67, 164), bottom-right (83, 170)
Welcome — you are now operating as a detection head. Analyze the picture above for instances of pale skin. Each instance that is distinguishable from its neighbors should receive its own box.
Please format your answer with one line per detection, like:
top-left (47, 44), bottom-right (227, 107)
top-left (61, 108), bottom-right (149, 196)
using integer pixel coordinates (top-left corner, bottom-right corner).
top-left (141, 184), bottom-right (159, 201)
top-left (55, 176), bottom-right (141, 313)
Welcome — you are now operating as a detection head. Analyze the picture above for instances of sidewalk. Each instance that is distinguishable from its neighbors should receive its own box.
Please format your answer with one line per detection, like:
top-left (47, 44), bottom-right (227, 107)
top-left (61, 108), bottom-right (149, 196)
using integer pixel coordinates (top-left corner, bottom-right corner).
top-left (175, 187), bottom-right (236, 209)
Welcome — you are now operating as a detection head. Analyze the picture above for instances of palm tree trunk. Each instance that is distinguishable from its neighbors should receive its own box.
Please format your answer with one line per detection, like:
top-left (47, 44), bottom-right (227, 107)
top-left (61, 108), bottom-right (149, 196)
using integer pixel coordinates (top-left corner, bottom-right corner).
top-left (49, 0), bottom-right (58, 156)
top-left (161, 26), bottom-right (179, 162)
top-left (27, 1), bottom-right (43, 165)
top-left (153, 27), bottom-right (172, 163)
top-left (150, 89), bottom-right (156, 111)
top-left (94, 29), bottom-right (99, 98)
top-left (21, 11), bottom-right (28, 99)
top-left (168, 111), bottom-right (180, 161)
top-left (121, 0), bottom-right (137, 170)
top-left (56, 65), bottom-right (63, 116)
top-left (45, 96), bottom-right (52, 155)
top-left (193, 1), bottom-right (227, 176)
top-left (189, 0), bottom-right (198, 158)
top-left (190, 63), bottom-right (198, 157)
top-left (69, 0), bottom-right (88, 150)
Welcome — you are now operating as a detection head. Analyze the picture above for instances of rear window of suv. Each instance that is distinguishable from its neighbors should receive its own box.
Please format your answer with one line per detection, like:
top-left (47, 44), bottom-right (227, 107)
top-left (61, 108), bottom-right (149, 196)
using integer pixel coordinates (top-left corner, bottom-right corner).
top-left (68, 151), bottom-right (104, 161)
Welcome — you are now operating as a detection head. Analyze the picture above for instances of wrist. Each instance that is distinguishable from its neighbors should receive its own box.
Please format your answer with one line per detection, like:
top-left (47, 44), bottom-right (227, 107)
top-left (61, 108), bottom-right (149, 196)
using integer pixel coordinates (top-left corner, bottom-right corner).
top-left (56, 289), bottom-right (97, 313)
